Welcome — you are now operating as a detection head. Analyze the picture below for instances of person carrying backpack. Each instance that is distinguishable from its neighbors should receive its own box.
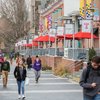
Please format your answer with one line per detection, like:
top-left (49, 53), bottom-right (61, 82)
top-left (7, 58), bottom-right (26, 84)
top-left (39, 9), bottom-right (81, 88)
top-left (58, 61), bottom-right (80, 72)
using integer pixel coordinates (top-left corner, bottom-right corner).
top-left (1, 57), bottom-right (10, 88)
top-left (79, 56), bottom-right (100, 100)
top-left (32, 55), bottom-right (41, 83)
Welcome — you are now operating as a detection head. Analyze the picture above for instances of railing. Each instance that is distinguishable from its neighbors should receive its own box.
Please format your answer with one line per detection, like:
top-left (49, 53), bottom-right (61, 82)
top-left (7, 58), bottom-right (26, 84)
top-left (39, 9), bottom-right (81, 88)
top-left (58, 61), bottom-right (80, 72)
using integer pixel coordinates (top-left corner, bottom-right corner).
top-left (18, 48), bottom-right (100, 61)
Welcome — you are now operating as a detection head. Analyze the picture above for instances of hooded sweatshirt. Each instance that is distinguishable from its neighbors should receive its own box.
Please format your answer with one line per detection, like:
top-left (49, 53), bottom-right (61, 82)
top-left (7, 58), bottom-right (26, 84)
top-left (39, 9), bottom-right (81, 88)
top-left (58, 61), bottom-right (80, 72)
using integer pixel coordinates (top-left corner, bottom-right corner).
top-left (33, 59), bottom-right (41, 71)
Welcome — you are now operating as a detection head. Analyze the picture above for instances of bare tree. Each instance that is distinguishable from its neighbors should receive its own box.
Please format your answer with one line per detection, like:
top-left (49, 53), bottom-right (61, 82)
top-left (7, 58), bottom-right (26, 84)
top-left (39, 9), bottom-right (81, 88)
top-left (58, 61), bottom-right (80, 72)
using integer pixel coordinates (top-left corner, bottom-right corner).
top-left (0, 0), bottom-right (30, 45)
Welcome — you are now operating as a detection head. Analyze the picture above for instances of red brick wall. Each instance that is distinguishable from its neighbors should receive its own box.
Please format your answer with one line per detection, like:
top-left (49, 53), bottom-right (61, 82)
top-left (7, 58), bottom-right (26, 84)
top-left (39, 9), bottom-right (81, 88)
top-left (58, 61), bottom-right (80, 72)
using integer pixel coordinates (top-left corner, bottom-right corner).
top-left (32, 56), bottom-right (83, 73)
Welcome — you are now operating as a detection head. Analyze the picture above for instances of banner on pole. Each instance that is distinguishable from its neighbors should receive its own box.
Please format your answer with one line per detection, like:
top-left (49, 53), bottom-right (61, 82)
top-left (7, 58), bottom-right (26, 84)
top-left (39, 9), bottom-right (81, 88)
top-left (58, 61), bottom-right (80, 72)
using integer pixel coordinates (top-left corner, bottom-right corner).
top-left (57, 26), bottom-right (64, 36)
top-left (65, 24), bottom-right (74, 34)
top-left (82, 20), bottom-right (92, 32)
top-left (49, 28), bottom-right (56, 37)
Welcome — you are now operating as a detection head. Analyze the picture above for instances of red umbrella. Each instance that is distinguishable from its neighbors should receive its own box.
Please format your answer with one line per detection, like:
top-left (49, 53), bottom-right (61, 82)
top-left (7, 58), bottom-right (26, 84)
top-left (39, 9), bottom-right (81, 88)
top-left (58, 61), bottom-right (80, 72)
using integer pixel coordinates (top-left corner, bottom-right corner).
top-left (57, 34), bottom-right (79, 40)
top-left (32, 42), bottom-right (38, 47)
top-left (65, 34), bottom-right (73, 39)
top-left (33, 36), bottom-right (43, 42)
top-left (24, 44), bottom-right (32, 47)
top-left (74, 32), bottom-right (98, 39)
top-left (23, 42), bottom-right (38, 47)
top-left (38, 35), bottom-right (55, 42)
top-left (57, 34), bottom-right (73, 39)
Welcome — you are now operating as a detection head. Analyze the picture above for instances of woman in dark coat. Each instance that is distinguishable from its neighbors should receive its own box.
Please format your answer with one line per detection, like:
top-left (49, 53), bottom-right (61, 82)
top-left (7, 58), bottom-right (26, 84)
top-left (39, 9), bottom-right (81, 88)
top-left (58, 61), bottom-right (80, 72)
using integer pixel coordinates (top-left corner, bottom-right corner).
top-left (14, 58), bottom-right (27, 99)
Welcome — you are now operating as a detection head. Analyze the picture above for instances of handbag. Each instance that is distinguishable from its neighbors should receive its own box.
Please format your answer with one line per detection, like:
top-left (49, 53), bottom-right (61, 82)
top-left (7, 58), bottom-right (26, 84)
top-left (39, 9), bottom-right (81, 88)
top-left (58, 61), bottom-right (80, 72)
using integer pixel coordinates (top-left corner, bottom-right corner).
top-left (25, 77), bottom-right (30, 85)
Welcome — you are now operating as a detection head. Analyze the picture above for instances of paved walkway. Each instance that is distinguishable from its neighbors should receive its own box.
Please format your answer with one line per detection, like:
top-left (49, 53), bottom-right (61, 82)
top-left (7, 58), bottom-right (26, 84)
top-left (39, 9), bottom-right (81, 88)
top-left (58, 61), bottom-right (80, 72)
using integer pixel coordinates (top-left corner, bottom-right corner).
top-left (0, 62), bottom-right (83, 100)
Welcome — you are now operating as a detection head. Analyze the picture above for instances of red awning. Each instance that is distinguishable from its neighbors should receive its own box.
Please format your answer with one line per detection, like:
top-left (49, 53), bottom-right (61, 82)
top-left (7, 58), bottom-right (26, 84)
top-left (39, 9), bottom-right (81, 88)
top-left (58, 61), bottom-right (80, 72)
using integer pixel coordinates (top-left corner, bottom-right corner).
top-left (74, 32), bottom-right (98, 39)
top-left (38, 35), bottom-right (55, 42)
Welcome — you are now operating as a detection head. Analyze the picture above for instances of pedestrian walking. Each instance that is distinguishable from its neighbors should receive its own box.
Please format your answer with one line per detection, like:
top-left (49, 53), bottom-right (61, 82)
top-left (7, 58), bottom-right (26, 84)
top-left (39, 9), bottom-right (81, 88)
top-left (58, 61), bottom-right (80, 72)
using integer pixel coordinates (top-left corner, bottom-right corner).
top-left (1, 57), bottom-right (10, 88)
top-left (32, 55), bottom-right (42, 83)
top-left (79, 56), bottom-right (100, 100)
top-left (9, 52), bottom-right (14, 65)
top-left (14, 58), bottom-right (27, 99)
top-left (26, 55), bottom-right (32, 69)
top-left (16, 55), bottom-right (20, 66)
top-left (0, 50), bottom-right (4, 77)
top-left (22, 55), bottom-right (26, 64)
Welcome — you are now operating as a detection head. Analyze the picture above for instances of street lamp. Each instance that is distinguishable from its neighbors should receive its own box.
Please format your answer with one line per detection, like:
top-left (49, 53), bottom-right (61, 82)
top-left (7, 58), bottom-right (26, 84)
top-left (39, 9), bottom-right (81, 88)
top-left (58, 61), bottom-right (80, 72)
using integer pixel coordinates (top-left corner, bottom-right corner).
top-left (63, 20), bottom-right (67, 57)
top-left (72, 17), bottom-right (76, 59)
top-left (54, 21), bottom-right (58, 56)
top-left (87, 8), bottom-right (95, 48)
top-left (61, 16), bottom-right (73, 58)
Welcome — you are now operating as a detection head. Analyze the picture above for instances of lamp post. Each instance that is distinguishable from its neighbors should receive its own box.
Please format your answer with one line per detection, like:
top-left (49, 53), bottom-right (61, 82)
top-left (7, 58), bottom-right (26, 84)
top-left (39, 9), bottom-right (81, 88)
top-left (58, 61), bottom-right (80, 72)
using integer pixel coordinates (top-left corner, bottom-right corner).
top-left (62, 16), bottom-right (75, 58)
top-left (54, 21), bottom-right (58, 56)
top-left (72, 17), bottom-right (76, 60)
top-left (63, 20), bottom-right (67, 57)
top-left (87, 8), bottom-right (95, 48)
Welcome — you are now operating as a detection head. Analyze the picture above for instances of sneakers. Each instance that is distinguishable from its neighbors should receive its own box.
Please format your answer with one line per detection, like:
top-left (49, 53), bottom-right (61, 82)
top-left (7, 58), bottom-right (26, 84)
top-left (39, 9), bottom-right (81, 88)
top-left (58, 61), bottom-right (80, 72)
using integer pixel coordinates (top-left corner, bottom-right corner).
top-left (22, 95), bottom-right (25, 99)
top-left (18, 95), bottom-right (21, 99)
top-left (35, 78), bottom-right (39, 83)
top-left (18, 95), bottom-right (25, 99)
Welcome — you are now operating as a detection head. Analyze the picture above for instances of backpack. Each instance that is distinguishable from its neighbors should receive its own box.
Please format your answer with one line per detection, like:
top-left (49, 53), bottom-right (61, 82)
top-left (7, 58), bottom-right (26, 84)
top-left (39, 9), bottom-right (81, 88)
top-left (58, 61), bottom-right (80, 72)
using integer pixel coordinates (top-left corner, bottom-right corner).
top-left (84, 65), bottom-right (91, 83)
top-left (84, 62), bottom-right (100, 83)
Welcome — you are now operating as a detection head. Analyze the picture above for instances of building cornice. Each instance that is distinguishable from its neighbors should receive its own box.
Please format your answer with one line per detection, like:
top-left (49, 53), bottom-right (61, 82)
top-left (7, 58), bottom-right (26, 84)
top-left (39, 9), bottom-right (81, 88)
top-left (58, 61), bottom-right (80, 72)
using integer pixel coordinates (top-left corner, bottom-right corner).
top-left (41, 0), bottom-right (63, 17)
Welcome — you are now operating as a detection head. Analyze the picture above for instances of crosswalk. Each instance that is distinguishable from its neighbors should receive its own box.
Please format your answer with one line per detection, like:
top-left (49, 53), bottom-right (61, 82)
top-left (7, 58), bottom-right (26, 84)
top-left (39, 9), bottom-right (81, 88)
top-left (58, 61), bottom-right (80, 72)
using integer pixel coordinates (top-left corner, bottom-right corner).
top-left (0, 64), bottom-right (83, 100)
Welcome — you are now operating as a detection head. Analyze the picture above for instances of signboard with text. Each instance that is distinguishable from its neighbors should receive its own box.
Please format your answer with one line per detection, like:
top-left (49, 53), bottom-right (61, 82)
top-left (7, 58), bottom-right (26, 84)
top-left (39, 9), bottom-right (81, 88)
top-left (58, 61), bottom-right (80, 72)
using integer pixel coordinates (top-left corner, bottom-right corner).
top-left (57, 26), bottom-right (64, 36)
top-left (65, 24), bottom-right (74, 34)
top-left (82, 20), bottom-right (92, 32)
top-left (49, 28), bottom-right (56, 37)
top-left (64, 48), bottom-right (68, 58)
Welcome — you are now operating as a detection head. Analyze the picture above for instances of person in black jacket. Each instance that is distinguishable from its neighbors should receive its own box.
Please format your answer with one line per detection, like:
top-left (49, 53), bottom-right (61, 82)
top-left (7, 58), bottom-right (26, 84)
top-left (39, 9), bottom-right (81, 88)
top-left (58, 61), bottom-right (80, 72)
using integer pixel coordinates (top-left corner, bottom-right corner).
top-left (79, 56), bottom-right (100, 100)
top-left (26, 55), bottom-right (32, 69)
top-left (14, 58), bottom-right (27, 99)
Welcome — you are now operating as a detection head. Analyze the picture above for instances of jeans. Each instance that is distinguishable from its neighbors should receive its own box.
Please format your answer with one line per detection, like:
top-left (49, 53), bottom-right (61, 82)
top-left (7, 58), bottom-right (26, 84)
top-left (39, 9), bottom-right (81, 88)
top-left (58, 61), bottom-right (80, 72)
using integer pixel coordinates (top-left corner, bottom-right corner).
top-left (84, 95), bottom-right (93, 100)
top-left (17, 81), bottom-right (25, 95)
top-left (34, 70), bottom-right (40, 82)
top-left (94, 94), bottom-right (100, 100)
top-left (84, 94), bottom-right (100, 100)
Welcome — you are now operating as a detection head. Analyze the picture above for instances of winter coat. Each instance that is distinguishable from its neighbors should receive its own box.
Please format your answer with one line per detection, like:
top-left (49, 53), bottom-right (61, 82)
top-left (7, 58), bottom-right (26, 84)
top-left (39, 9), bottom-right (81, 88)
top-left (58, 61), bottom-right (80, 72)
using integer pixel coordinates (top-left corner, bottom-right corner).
top-left (14, 66), bottom-right (27, 81)
top-left (79, 66), bottom-right (100, 97)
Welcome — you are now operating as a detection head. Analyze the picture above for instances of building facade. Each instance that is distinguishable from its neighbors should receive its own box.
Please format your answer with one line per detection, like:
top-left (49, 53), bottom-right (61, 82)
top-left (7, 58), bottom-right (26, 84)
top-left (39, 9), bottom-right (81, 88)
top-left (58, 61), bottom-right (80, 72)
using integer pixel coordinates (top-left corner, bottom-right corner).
top-left (80, 0), bottom-right (100, 48)
top-left (39, 0), bottom-right (100, 49)
top-left (39, 0), bottom-right (80, 48)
